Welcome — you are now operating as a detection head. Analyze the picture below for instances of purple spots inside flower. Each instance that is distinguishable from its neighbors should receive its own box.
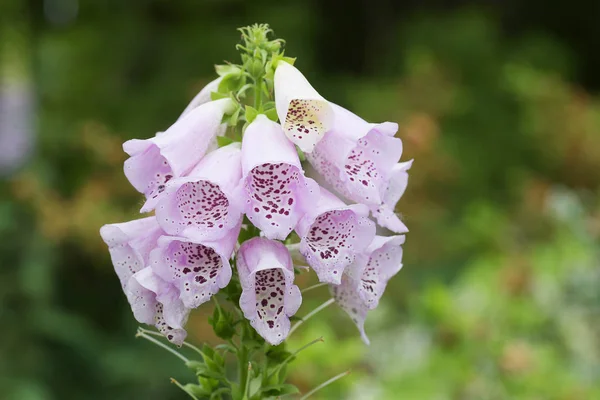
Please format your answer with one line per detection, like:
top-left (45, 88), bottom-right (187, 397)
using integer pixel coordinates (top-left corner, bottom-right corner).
top-left (245, 163), bottom-right (299, 232)
top-left (154, 303), bottom-right (187, 345)
top-left (284, 99), bottom-right (327, 142)
top-left (165, 240), bottom-right (224, 307)
top-left (174, 181), bottom-right (229, 231)
top-left (141, 147), bottom-right (173, 200)
top-left (254, 269), bottom-right (285, 331)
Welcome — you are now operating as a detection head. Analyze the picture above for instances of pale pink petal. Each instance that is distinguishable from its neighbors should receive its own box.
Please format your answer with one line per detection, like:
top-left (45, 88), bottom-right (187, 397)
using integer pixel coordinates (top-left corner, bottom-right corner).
top-left (99, 217), bottom-right (163, 290)
top-left (274, 61), bottom-right (333, 152)
top-left (371, 160), bottom-right (413, 233)
top-left (237, 238), bottom-right (301, 345)
top-left (296, 189), bottom-right (375, 285)
top-left (149, 224), bottom-right (239, 309)
top-left (358, 235), bottom-right (405, 309)
top-left (307, 104), bottom-right (403, 207)
top-left (330, 275), bottom-right (370, 345)
top-left (123, 98), bottom-right (235, 212)
top-left (155, 144), bottom-right (244, 242)
top-left (126, 267), bottom-right (190, 345)
top-left (241, 115), bottom-right (319, 240)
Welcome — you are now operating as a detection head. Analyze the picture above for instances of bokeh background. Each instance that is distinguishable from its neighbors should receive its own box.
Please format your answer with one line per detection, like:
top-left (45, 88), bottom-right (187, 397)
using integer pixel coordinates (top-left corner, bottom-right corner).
top-left (1, 1), bottom-right (600, 399)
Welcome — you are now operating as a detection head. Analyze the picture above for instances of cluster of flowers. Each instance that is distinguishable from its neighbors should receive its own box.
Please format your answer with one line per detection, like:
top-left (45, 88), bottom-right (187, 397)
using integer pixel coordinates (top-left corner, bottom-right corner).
top-left (100, 60), bottom-right (412, 346)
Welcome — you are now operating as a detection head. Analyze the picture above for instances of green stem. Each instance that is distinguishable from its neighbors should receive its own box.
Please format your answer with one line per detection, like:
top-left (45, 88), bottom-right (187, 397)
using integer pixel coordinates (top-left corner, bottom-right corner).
top-left (301, 282), bottom-right (327, 294)
top-left (254, 78), bottom-right (263, 110)
top-left (267, 337), bottom-right (324, 381)
top-left (299, 370), bottom-right (351, 400)
top-left (289, 298), bottom-right (335, 337)
top-left (170, 378), bottom-right (200, 400)
top-left (138, 327), bottom-right (205, 358)
top-left (243, 362), bottom-right (252, 400)
top-left (136, 330), bottom-right (189, 363)
top-left (238, 333), bottom-right (249, 398)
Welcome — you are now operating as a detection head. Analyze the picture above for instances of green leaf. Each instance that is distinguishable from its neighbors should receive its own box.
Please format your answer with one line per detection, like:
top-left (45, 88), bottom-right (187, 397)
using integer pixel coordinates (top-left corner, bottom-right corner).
top-left (210, 91), bottom-right (229, 101)
top-left (228, 107), bottom-right (241, 126)
top-left (217, 136), bottom-right (236, 148)
top-left (260, 383), bottom-right (300, 397)
top-left (184, 383), bottom-right (210, 397)
top-left (215, 343), bottom-right (237, 354)
top-left (245, 105), bottom-right (259, 123)
top-left (210, 388), bottom-right (231, 399)
top-left (264, 108), bottom-right (279, 122)
top-left (237, 83), bottom-right (253, 98)
top-left (215, 64), bottom-right (242, 77)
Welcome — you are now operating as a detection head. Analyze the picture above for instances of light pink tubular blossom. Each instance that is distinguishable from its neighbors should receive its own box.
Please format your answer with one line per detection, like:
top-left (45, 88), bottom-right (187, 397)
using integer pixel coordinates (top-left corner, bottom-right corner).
top-left (307, 104), bottom-right (410, 233)
top-left (155, 143), bottom-right (243, 242)
top-left (123, 98), bottom-right (235, 212)
top-left (241, 114), bottom-right (319, 240)
top-left (99, 217), bottom-right (188, 344)
top-left (149, 221), bottom-right (240, 309)
top-left (237, 238), bottom-right (302, 345)
top-left (127, 267), bottom-right (190, 345)
top-left (296, 188), bottom-right (375, 284)
top-left (331, 235), bottom-right (405, 345)
top-left (274, 61), bottom-right (333, 152)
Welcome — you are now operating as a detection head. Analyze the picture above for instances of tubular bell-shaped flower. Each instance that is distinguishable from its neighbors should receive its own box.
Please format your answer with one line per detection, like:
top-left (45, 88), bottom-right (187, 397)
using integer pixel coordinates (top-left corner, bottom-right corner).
top-left (237, 237), bottom-right (302, 345)
top-left (331, 235), bottom-right (405, 344)
top-left (127, 267), bottom-right (190, 345)
top-left (123, 98), bottom-right (235, 212)
top-left (99, 216), bottom-right (163, 291)
top-left (240, 115), bottom-right (319, 240)
top-left (295, 188), bottom-right (375, 285)
top-left (307, 104), bottom-right (409, 232)
top-left (149, 222), bottom-right (240, 309)
top-left (274, 61), bottom-right (333, 153)
top-left (155, 143), bottom-right (244, 242)
top-left (371, 160), bottom-right (413, 233)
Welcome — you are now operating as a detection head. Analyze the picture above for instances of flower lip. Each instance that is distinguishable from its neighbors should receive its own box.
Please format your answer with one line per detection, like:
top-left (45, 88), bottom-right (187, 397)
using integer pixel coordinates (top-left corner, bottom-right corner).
top-left (274, 61), bottom-right (334, 153)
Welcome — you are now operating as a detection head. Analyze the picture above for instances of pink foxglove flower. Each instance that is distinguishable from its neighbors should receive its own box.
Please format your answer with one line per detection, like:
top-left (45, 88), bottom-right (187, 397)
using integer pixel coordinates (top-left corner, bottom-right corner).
top-left (149, 222), bottom-right (240, 309)
top-left (127, 267), bottom-right (190, 345)
top-left (99, 217), bottom-right (188, 344)
top-left (237, 237), bottom-right (302, 345)
top-left (307, 104), bottom-right (409, 233)
top-left (331, 235), bottom-right (405, 344)
top-left (123, 98), bottom-right (235, 212)
top-left (240, 114), bottom-right (319, 240)
top-left (155, 143), bottom-right (244, 242)
top-left (274, 61), bottom-right (333, 152)
top-left (295, 188), bottom-right (375, 284)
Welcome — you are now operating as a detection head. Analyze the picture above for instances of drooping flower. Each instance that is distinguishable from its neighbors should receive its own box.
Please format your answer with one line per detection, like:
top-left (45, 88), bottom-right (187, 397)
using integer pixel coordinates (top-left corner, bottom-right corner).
top-left (371, 160), bottom-right (413, 233)
top-left (149, 222), bottom-right (240, 309)
top-left (237, 237), bottom-right (302, 345)
top-left (99, 216), bottom-right (163, 291)
top-left (331, 235), bottom-right (405, 344)
top-left (155, 143), bottom-right (244, 242)
top-left (127, 267), bottom-right (190, 345)
top-left (178, 77), bottom-right (223, 119)
top-left (123, 98), bottom-right (235, 212)
top-left (295, 188), bottom-right (375, 284)
top-left (100, 217), bottom-right (188, 344)
top-left (307, 104), bottom-right (409, 232)
top-left (240, 114), bottom-right (319, 240)
top-left (274, 61), bottom-right (333, 153)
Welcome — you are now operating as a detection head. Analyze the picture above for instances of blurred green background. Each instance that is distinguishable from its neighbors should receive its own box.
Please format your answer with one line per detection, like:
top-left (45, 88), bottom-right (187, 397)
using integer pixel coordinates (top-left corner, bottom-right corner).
top-left (1, 1), bottom-right (599, 399)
